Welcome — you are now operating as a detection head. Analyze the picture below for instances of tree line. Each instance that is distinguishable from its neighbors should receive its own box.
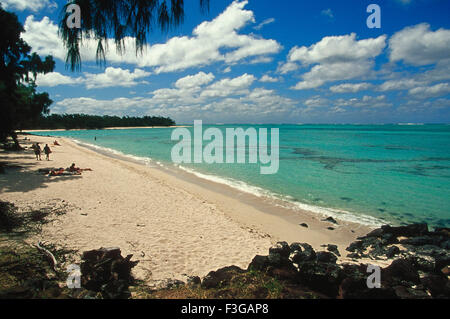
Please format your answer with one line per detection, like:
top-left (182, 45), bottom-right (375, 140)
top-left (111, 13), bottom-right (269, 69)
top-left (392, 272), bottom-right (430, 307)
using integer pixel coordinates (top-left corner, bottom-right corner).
top-left (23, 114), bottom-right (175, 130)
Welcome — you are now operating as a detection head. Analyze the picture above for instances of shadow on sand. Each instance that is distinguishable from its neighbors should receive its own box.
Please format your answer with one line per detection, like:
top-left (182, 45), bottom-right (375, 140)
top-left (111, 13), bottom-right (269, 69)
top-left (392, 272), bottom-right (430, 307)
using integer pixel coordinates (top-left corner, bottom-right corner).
top-left (0, 151), bottom-right (82, 194)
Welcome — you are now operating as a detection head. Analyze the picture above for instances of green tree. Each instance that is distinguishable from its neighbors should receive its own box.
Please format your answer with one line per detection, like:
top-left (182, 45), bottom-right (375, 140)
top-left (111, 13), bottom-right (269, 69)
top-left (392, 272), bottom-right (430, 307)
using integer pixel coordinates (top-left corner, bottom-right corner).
top-left (59, 0), bottom-right (209, 71)
top-left (0, 6), bottom-right (55, 149)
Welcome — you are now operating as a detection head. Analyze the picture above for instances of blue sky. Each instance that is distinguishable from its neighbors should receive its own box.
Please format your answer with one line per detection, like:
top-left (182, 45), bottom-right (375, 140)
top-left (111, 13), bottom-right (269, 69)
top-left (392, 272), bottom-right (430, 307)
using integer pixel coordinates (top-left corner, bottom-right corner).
top-left (3, 0), bottom-right (450, 124)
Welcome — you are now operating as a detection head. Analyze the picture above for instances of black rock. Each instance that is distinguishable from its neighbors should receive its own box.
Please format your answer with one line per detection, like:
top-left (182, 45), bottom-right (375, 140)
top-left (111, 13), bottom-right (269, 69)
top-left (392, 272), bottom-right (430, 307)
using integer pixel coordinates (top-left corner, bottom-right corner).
top-left (289, 242), bottom-right (304, 253)
top-left (363, 228), bottom-right (384, 238)
top-left (440, 239), bottom-right (450, 250)
top-left (290, 243), bottom-right (316, 264)
top-left (369, 241), bottom-right (389, 258)
top-left (386, 246), bottom-right (400, 258)
top-left (82, 247), bottom-right (122, 262)
top-left (346, 240), bottom-right (364, 252)
top-left (80, 247), bottom-right (138, 299)
top-left (434, 227), bottom-right (450, 238)
top-left (420, 274), bottom-right (450, 298)
top-left (268, 245), bottom-right (292, 268)
top-left (316, 251), bottom-right (338, 264)
top-left (435, 255), bottom-right (450, 271)
top-left (383, 223), bottom-right (429, 237)
top-left (297, 261), bottom-right (343, 297)
top-left (381, 233), bottom-right (399, 244)
top-left (339, 264), bottom-right (398, 299)
top-left (267, 251), bottom-right (283, 266)
top-left (383, 258), bottom-right (421, 286)
top-left (322, 216), bottom-right (338, 224)
top-left (340, 278), bottom-right (397, 299)
top-left (393, 286), bottom-right (430, 299)
top-left (269, 242), bottom-right (291, 259)
top-left (248, 255), bottom-right (271, 271)
top-left (267, 264), bottom-right (299, 282)
top-left (325, 244), bottom-right (341, 257)
top-left (299, 223), bottom-right (309, 228)
top-left (411, 256), bottom-right (435, 272)
top-left (399, 235), bottom-right (438, 246)
top-left (201, 266), bottom-right (245, 289)
top-left (187, 276), bottom-right (201, 286)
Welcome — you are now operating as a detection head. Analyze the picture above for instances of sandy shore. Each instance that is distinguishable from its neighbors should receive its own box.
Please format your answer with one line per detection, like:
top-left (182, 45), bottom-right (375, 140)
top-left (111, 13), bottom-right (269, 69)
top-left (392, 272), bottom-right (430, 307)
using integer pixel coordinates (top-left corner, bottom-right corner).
top-left (0, 134), bottom-right (374, 286)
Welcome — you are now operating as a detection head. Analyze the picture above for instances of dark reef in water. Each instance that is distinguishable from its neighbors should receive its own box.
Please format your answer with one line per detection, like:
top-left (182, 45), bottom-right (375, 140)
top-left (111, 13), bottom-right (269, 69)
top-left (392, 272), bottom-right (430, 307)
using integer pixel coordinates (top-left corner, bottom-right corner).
top-left (292, 147), bottom-right (319, 156)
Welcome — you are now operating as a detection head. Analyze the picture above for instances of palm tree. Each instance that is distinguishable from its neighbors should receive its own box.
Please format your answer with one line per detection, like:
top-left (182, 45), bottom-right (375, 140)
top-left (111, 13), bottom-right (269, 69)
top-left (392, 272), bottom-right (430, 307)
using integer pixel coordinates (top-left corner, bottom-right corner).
top-left (59, 0), bottom-right (210, 71)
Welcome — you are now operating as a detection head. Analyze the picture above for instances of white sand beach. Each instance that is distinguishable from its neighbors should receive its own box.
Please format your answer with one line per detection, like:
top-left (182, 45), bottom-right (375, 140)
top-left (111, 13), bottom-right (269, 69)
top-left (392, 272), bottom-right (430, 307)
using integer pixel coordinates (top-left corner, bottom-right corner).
top-left (0, 134), bottom-right (373, 287)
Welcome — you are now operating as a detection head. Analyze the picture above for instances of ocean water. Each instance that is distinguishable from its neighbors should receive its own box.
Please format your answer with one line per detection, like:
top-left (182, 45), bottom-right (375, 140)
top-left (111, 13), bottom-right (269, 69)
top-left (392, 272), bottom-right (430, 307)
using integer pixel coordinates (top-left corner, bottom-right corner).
top-left (34, 124), bottom-right (450, 228)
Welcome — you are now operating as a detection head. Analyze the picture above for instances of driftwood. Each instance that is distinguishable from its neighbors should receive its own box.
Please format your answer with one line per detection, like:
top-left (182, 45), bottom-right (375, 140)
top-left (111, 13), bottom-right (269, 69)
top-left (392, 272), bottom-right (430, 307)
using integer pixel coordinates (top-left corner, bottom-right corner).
top-left (34, 241), bottom-right (57, 271)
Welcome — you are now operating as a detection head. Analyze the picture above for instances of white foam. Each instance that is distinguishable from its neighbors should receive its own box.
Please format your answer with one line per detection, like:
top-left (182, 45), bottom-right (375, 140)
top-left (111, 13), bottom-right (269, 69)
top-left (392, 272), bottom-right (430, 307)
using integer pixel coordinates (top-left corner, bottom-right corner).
top-left (72, 139), bottom-right (157, 167)
top-left (177, 166), bottom-right (384, 227)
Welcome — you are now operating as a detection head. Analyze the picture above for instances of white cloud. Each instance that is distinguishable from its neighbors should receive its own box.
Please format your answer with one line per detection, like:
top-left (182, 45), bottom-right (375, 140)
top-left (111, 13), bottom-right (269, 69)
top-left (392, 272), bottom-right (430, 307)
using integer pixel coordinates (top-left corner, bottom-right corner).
top-left (249, 56), bottom-right (273, 64)
top-left (330, 82), bottom-right (373, 93)
top-left (259, 75), bottom-right (279, 83)
top-left (22, 1), bottom-right (281, 73)
top-left (35, 72), bottom-right (80, 87)
top-left (175, 72), bottom-right (215, 89)
top-left (253, 18), bottom-right (275, 30)
top-left (335, 95), bottom-right (391, 108)
top-left (83, 68), bottom-right (150, 89)
top-left (285, 33), bottom-right (386, 90)
top-left (396, 0), bottom-right (412, 5)
top-left (35, 67), bottom-right (150, 89)
top-left (408, 83), bottom-right (450, 98)
top-left (321, 9), bottom-right (334, 19)
top-left (304, 96), bottom-right (330, 108)
top-left (378, 78), bottom-right (426, 91)
top-left (277, 61), bottom-right (299, 74)
top-left (288, 33), bottom-right (386, 66)
top-left (389, 23), bottom-right (450, 66)
top-left (292, 61), bottom-right (374, 90)
top-left (1, 0), bottom-right (56, 12)
top-left (22, 16), bottom-right (66, 60)
top-left (201, 73), bottom-right (255, 98)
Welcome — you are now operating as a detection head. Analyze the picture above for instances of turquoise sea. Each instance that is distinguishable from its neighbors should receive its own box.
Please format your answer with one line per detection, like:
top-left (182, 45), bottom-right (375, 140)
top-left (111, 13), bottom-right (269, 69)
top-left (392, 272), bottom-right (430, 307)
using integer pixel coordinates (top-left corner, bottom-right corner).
top-left (34, 124), bottom-right (450, 228)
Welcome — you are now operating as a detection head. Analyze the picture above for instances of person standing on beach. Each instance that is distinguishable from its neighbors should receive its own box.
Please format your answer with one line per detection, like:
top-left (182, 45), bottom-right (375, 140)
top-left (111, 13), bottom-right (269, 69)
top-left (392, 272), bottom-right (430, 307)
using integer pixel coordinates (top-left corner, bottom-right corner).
top-left (34, 143), bottom-right (42, 161)
top-left (43, 144), bottom-right (52, 161)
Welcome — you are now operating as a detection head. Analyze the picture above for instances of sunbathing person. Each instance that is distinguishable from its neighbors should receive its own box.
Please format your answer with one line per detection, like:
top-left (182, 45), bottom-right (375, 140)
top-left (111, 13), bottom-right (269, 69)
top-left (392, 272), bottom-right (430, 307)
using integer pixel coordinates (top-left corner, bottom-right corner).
top-left (53, 140), bottom-right (61, 146)
top-left (49, 168), bottom-right (65, 176)
top-left (49, 167), bottom-right (81, 176)
top-left (68, 163), bottom-right (93, 173)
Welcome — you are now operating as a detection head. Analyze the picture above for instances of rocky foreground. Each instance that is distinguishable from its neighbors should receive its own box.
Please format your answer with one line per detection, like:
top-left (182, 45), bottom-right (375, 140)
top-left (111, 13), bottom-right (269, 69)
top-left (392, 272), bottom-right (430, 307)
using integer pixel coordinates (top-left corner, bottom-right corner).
top-left (186, 223), bottom-right (450, 299)
top-left (77, 223), bottom-right (450, 299)
top-left (1, 220), bottom-right (449, 299)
